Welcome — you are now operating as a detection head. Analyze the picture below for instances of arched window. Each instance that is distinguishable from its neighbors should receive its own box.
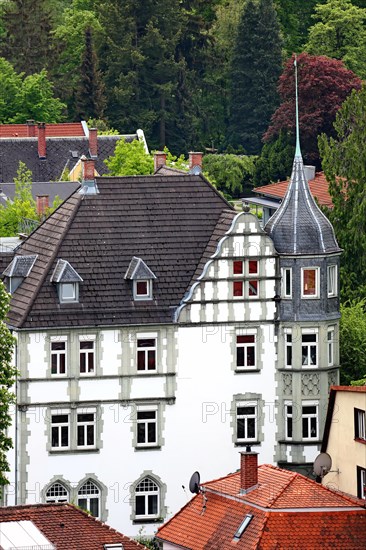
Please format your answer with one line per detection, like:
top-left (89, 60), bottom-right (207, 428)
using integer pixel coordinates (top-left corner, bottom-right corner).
top-left (78, 479), bottom-right (100, 518)
top-left (45, 482), bottom-right (69, 503)
top-left (135, 477), bottom-right (159, 519)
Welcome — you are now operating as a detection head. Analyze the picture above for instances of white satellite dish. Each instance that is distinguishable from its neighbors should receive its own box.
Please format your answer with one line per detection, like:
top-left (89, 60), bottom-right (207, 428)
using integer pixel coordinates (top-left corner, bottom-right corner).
top-left (313, 452), bottom-right (332, 477)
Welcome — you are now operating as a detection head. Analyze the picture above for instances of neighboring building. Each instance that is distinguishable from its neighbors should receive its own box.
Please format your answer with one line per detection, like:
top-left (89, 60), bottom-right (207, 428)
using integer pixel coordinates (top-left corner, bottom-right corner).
top-left (0, 503), bottom-right (146, 549)
top-left (0, 122), bottom-right (147, 182)
top-left (0, 181), bottom-right (80, 208)
top-left (1, 139), bottom-right (340, 536)
top-left (156, 449), bottom-right (366, 549)
top-left (249, 169), bottom-right (332, 225)
top-left (321, 385), bottom-right (366, 499)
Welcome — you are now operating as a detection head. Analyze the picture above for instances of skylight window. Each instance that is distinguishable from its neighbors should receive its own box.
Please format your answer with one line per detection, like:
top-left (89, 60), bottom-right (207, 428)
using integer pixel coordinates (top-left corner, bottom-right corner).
top-left (233, 514), bottom-right (253, 541)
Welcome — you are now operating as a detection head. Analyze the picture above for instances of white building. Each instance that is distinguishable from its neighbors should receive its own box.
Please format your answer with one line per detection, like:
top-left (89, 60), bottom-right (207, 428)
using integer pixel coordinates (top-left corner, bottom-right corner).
top-left (1, 148), bottom-right (341, 537)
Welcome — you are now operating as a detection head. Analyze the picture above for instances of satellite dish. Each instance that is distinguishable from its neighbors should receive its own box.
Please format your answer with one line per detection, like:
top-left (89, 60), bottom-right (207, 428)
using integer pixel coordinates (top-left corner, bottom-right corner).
top-left (189, 471), bottom-right (201, 494)
top-left (313, 452), bottom-right (332, 477)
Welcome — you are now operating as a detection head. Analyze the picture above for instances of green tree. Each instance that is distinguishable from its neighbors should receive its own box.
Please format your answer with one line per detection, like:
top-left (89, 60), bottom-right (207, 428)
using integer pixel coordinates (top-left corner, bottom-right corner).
top-left (202, 154), bottom-right (256, 198)
top-left (0, 0), bottom-right (55, 74)
top-left (253, 131), bottom-right (294, 185)
top-left (0, 281), bottom-right (17, 489)
top-left (305, 0), bottom-right (366, 79)
top-left (228, 0), bottom-right (283, 154)
top-left (319, 85), bottom-right (366, 301)
top-left (11, 70), bottom-right (65, 123)
top-left (0, 57), bottom-right (22, 123)
top-left (75, 27), bottom-right (106, 120)
top-left (104, 138), bottom-right (154, 176)
top-left (339, 301), bottom-right (366, 385)
top-left (0, 162), bottom-right (37, 237)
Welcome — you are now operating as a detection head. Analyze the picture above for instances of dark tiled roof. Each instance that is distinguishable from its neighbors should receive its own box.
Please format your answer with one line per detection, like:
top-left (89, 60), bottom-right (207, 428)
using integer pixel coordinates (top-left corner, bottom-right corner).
top-left (0, 135), bottom-right (136, 183)
top-left (125, 257), bottom-right (157, 280)
top-left (50, 259), bottom-right (83, 283)
top-left (6, 174), bottom-right (234, 329)
top-left (3, 254), bottom-right (37, 277)
top-left (0, 181), bottom-right (80, 205)
top-left (0, 503), bottom-right (146, 550)
top-left (265, 155), bottom-right (341, 255)
top-left (157, 465), bottom-right (366, 549)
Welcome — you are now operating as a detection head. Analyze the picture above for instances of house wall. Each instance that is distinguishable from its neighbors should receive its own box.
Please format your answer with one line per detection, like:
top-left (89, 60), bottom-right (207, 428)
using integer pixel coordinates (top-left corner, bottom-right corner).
top-left (323, 392), bottom-right (366, 497)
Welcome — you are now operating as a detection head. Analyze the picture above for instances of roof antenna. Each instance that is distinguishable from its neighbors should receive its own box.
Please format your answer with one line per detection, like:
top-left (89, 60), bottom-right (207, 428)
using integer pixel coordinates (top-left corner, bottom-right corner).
top-left (294, 54), bottom-right (301, 159)
top-left (188, 471), bottom-right (208, 515)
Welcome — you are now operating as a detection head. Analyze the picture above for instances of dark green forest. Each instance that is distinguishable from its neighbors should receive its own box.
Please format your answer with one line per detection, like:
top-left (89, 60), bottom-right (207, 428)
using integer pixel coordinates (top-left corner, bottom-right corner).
top-left (1, 0), bottom-right (366, 162)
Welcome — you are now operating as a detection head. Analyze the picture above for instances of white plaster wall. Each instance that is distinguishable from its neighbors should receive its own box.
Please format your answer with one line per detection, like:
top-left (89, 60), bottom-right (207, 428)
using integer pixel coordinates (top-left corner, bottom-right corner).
top-left (79, 378), bottom-right (121, 402)
top-left (28, 381), bottom-right (69, 403)
top-left (130, 376), bottom-right (166, 399)
top-left (27, 333), bottom-right (47, 378)
top-left (99, 330), bottom-right (121, 375)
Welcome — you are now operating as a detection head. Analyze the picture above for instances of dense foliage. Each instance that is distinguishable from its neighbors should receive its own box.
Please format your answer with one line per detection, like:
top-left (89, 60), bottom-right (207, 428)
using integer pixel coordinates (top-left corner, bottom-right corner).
top-left (339, 301), bottom-right (366, 384)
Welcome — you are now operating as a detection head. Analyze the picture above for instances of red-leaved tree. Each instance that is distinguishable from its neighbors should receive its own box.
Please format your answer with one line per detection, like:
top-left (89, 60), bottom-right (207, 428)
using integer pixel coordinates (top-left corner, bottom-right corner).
top-left (264, 52), bottom-right (361, 166)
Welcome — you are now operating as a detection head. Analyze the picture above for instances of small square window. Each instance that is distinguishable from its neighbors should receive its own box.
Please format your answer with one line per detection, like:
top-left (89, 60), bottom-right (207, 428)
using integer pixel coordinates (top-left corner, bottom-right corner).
top-left (233, 261), bottom-right (243, 275)
top-left (59, 282), bottom-right (79, 303)
top-left (248, 260), bottom-right (258, 274)
top-left (133, 280), bottom-right (152, 300)
top-left (248, 280), bottom-right (258, 296)
top-left (233, 280), bottom-right (244, 297)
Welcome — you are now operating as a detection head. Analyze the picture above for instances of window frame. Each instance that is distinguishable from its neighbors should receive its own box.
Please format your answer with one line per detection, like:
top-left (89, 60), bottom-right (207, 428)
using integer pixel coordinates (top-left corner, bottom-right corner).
top-left (301, 267), bottom-right (319, 299)
top-left (236, 401), bottom-right (257, 443)
top-left (282, 267), bottom-right (292, 298)
top-left (136, 405), bottom-right (158, 448)
top-left (327, 327), bottom-right (335, 367)
top-left (232, 260), bottom-right (259, 299)
top-left (79, 336), bottom-right (96, 376)
top-left (133, 279), bottom-right (153, 301)
top-left (136, 337), bottom-right (157, 373)
top-left (285, 329), bottom-right (292, 368)
top-left (50, 410), bottom-right (70, 450)
top-left (327, 265), bottom-right (337, 297)
top-left (76, 408), bottom-right (97, 449)
top-left (301, 329), bottom-right (318, 368)
top-left (354, 408), bottom-right (366, 441)
top-left (50, 337), bottom-right (67, 376)
top-left (301, 402), bottom-right (318, 441)
top-left (236, 332), bottom-right (256, 370)
top-left (134, 477), bottom-right (160, 520)
top-left (77, 479), bottom-right (101, 518)
top-left (59, 282), bottom-right (79, 303)
top-left (45, 482), bottom-right (69, 503)
top-left (357, 466), bottom-right (366, 500)
top-left (285, 401), bottom-right (293, 440)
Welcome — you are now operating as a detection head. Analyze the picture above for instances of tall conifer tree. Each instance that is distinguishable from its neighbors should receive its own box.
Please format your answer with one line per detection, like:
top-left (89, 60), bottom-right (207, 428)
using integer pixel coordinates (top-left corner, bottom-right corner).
top-left (228, 0), bottom-right (283, 154)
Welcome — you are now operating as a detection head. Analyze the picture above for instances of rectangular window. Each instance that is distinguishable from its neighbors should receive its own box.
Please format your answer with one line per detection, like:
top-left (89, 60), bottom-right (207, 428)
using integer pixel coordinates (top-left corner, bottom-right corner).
top-left (302, 403), bottom-right (318, 440)
top-left (355, 408), bottom-right (366, 440)
top-left (137, 338), bottom-right (157, 371)
top-left (77, 411), bottom-right (96, 448)
top-left (51, 341), bottom-right (66, 375)
top-left (232, 260), bottom-right (259, 298)
top-left (236, 335), bottom-right (256, 369)
top-left (302, 268), bottom-right (319, 298)
top-left (327, 265), bottom-right (337, 297)
top-left (285, 402), bottom-right (293, 440)
top-left (285, 330), bottom-right (292, 367)
top-left (137, 409), bottom-right (157, 447)
top-left (60, 282), bottom-right (78, 303)
top-left (357, 467), bottom-right (366, 499)
top-left (248, 280), bottom-right (258, 296)
top-left (248, 260), bottom-right (258, 274)
top-left (327, 328), bottom-right (334, 366)
top-left (80, 339), bottom-right (95, 374)
top-left (233, 261), bottom-right (244, 275)
top-left (302, 330), bottom-right (318, 367)
top-left (134, 279), bottom-right (152, 300)
top-left (236, 403), bottom-right (257, 442)
top-left (51, 412), bottom-right (69, 449)
top-left (233, 280), bottom-right (244, 297)
top-left (282, 268), bottom-right (292, 298)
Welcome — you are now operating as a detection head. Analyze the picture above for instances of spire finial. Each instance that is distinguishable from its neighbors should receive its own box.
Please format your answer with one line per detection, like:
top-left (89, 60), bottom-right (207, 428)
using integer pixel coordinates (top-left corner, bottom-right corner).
top-left (294, 54), bottom-right (301, 158)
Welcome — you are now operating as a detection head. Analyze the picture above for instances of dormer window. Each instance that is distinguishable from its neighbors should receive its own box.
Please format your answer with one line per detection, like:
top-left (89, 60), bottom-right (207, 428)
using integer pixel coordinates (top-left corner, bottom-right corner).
top-left (125, 256), bottom-right (156, 301)
top-left (50, 259), bottom-right (83, 304)
top-left (2, 255), bottom-right (37, 293)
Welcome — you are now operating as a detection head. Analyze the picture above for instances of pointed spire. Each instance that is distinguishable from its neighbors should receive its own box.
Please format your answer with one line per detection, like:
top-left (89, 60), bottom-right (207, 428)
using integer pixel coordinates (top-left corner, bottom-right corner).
top-left (294, 55), bottom-right (301, 158)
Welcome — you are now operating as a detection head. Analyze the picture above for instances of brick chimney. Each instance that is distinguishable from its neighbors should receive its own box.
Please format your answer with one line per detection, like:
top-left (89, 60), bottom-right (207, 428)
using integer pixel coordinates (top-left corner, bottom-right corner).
top-left (189, 152), bottom-right (203, 172)
top-left (89, 127), bottom-right (98, 158)
top-left (240, 447), bottom-right (258, 494)
top-left (154, 151), bottom-right (167, 172)
top-left (27, 120), bottom-right (36, 137)
top-left (36, 195), bottom-right (49, 217)
top-left (82, 156), bottom-right (95, 181)
top-left (37, 123), bottom-right (46, 158)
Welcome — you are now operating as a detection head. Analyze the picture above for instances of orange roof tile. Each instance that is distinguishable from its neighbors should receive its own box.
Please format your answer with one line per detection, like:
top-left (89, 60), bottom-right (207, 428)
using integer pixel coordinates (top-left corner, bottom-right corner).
top-left (157, 465), bottom-right (366, 549)
top-left (254, 172), bottom-right (333, 208)
top-left (0, 123), bottom-right (85, 138)
top-left (0, 503), bottom-right (146, 550)
top-left (330, 385), bottom-right (366, 393)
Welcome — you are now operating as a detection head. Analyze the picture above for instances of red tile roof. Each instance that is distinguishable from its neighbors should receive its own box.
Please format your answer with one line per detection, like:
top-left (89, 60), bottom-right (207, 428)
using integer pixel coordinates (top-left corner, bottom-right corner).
top-left (0, 504), bottom-right (146, 550)
top-left (329, 385), bottom-right (366, 393)
top-left (254, 172), bottom-right (333, 208)
top-left (0, 123), bottom-right (85, 138)
top-left (157, 464), bottom-right (366, 549)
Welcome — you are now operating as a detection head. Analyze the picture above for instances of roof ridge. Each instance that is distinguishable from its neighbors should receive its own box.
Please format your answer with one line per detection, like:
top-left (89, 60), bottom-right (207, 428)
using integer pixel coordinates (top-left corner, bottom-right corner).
top-left (16, 193), bottom-right (83, 328)
top-left (266, 469), bottom-right (297, 507)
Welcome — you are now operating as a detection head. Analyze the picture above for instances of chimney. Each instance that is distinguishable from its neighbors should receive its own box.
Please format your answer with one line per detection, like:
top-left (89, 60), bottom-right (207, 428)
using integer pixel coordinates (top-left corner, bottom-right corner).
top-left (240, 447), bottom-right (258, 494)
top-left (89, 127), bottom-right (98, 158)
top-left (304, 165), bottom-right (316, 182)
top-left (37, 123), bottom-right (46, 158)
top-left (82, 156), bottom-right (95, 181)
top-left (27, 120), bottom-right (36, 137)
top-left (36, 195), bottom-right (49, 217)
top-left (154, 151), bottom-right (167, 172)
top-left (189, 152), bottom-right (203, 173)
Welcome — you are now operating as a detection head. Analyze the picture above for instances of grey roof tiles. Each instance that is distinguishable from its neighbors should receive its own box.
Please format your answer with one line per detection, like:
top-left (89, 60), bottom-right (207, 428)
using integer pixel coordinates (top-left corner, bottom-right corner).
top-left (265, 155), bottom-right (341, 255)
top-left (5, 174), bottom-right (235, 329)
